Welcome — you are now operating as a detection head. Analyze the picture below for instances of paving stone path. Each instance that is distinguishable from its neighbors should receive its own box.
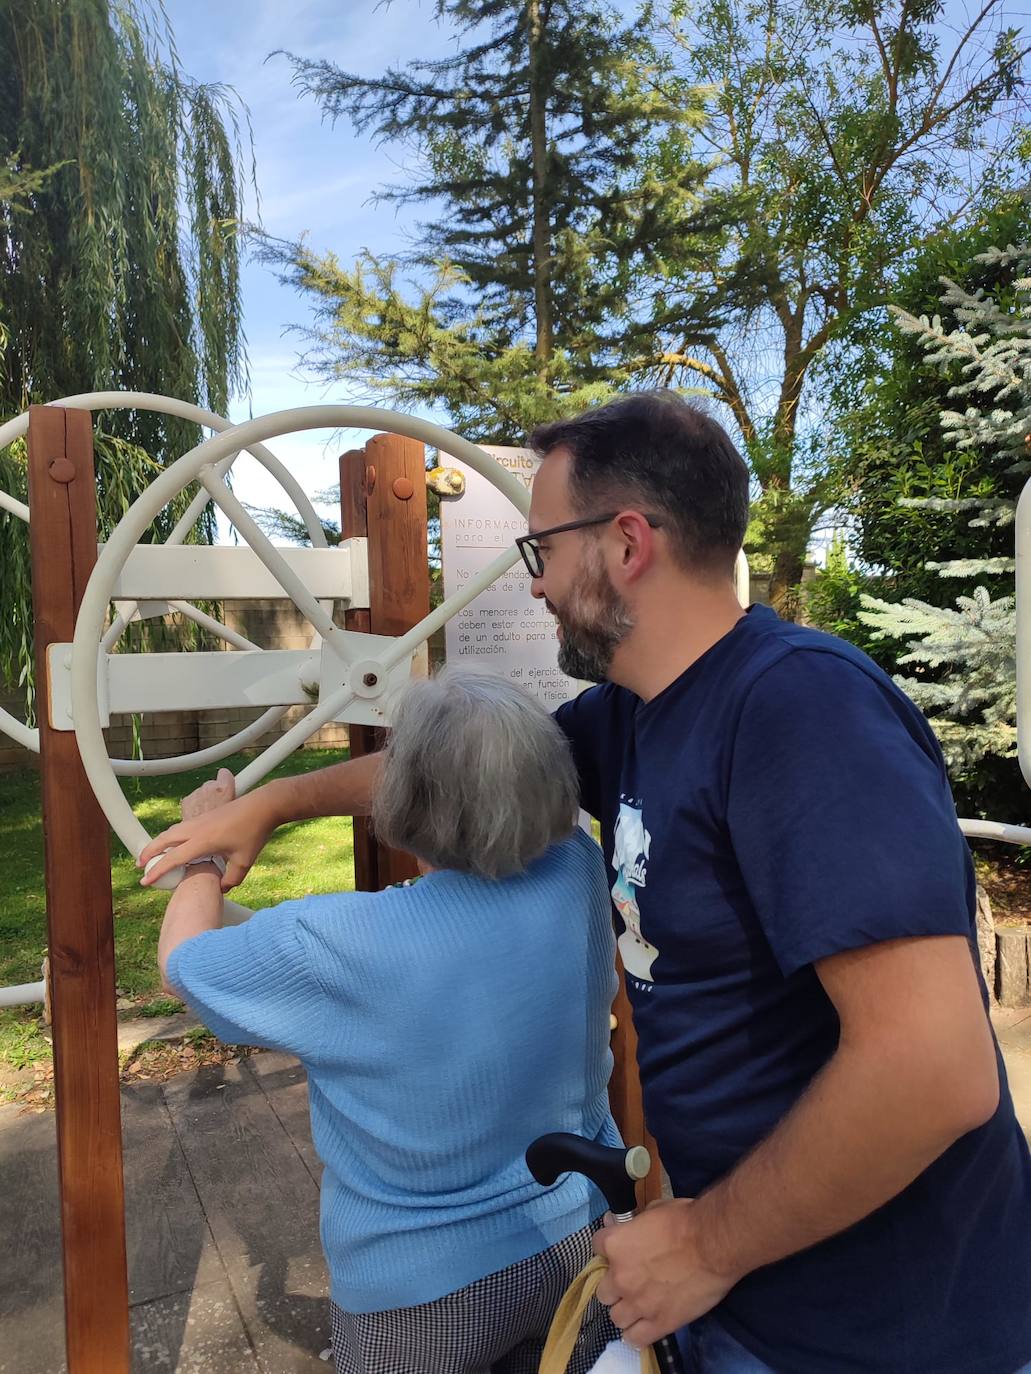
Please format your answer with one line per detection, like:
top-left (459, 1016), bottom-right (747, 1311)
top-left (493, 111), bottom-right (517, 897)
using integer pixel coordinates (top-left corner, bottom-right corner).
top-left (0, 1051), bottom-right (330, 1373)
top-left (3, 1012), bottom-right (1031, 1372)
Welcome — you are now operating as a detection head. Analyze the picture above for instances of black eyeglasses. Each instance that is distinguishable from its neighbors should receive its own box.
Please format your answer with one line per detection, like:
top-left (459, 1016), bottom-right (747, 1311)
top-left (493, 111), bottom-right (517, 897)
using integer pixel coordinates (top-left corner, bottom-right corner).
top-left (515, 512), bottom-right (663, 578)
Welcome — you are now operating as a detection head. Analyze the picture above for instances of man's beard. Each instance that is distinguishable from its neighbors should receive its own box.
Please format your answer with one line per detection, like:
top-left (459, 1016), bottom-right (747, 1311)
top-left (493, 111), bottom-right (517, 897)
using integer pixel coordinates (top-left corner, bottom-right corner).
top-left (553, 552), bottom-right (635, 684)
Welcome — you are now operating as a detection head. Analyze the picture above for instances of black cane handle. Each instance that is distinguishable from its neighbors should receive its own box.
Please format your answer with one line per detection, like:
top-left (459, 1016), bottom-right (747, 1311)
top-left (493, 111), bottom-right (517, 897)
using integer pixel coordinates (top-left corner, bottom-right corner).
top-left (525, 1133), bottom-right (687, 1373)
top-left (525, 1132), bottom-right (651, 1214)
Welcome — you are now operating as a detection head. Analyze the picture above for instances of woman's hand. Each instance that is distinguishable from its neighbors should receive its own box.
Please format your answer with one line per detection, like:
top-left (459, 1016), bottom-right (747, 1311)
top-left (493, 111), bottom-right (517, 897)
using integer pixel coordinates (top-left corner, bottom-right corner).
top-left (181, 767), bottom-right (235, 821)
top-left (140, 768), bottom-right (276, 891)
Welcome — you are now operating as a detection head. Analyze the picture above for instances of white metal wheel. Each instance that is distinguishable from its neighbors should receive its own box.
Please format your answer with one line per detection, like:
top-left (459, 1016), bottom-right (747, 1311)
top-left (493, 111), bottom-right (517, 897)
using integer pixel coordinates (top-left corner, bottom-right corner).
top-left (0, 391), bottom-right (331, 773)
top-left (70, 404), bottom-right (531, 913)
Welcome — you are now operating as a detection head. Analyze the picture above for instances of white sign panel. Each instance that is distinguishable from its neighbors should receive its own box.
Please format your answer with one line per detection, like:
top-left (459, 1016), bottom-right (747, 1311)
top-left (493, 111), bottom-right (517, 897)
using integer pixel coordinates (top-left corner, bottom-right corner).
top-left (439, 446), bottom-right (582, 709)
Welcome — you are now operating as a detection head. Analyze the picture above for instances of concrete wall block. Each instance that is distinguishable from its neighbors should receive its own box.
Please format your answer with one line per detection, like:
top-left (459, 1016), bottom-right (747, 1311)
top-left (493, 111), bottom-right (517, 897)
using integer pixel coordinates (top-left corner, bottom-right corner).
top-left (0, 745), bottom-right (37, 773)
top-left (232, 718), bottom-right (267, 735)
top-left (199, 709), bottom-right (236, 725)
top-left (139, 740), bottom-right (189, 760)
top-left (997, 926), bottom-right (1031, 1008)
top-left (141, 739), bottom-right (194, 757)
top-left (161, 711), bottom-right (197, 728)
top-left (142, 721), bottom-right (194, 739)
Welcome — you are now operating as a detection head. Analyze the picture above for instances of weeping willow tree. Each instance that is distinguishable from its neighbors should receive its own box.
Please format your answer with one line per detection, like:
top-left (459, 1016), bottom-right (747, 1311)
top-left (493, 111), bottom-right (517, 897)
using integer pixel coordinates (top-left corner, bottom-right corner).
top-left (0, 0), bottom-right (251, 716)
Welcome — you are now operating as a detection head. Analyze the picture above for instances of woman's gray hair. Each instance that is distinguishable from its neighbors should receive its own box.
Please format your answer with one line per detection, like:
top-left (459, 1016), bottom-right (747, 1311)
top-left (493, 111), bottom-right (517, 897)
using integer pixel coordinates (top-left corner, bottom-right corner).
top-left (372, 667), bottom-right (579, 879)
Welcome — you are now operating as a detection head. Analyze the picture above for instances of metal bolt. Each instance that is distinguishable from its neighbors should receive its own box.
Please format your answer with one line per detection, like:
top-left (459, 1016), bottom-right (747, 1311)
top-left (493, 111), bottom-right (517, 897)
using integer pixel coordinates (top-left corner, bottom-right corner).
top-left (362, 672), bottom-right (378, 687)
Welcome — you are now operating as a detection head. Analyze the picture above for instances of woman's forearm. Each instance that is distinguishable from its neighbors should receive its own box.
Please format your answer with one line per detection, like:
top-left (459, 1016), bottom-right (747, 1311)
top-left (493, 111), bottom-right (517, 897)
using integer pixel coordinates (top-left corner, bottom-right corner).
top-left (158, 864), bottom-right (225, 991)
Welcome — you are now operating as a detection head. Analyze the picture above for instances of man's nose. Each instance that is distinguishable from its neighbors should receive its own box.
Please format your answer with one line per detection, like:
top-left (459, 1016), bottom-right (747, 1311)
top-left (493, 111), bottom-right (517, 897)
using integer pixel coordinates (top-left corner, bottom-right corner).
top-left (530, 573), bottom-right (545, 600)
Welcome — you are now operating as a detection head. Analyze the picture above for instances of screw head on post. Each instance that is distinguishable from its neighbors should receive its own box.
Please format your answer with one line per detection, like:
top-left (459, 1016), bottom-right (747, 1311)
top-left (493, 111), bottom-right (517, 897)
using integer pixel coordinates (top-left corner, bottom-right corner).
top-left (49, 458), bottom-right (76, 483)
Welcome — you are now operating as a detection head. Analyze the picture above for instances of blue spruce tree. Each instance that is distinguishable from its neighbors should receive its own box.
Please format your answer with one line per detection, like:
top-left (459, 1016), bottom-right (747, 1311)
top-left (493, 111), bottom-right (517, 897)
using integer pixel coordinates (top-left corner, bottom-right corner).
top-left (860, 247), bottom-right (1031, 776)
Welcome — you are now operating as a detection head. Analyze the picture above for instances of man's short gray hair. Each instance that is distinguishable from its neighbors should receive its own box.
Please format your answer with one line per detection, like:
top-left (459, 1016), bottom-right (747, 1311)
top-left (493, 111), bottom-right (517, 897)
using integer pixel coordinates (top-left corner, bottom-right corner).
top-left (372, 667), bottom-right (579, 879)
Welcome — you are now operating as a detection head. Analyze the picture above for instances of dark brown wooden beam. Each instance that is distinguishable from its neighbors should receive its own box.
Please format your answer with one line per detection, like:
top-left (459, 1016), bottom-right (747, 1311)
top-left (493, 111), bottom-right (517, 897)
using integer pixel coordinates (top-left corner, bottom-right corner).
top-left (28, 405), bottom-right (131, 1373)
top-left (340, 447), bottom-right (380, 893)
top-left (339, 435), bottom-right (429, 891)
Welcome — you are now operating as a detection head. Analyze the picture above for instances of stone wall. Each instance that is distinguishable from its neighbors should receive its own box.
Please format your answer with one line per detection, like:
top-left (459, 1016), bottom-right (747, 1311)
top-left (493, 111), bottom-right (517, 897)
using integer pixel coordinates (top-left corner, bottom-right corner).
top-left (0, 688), bottom-right (32, 773)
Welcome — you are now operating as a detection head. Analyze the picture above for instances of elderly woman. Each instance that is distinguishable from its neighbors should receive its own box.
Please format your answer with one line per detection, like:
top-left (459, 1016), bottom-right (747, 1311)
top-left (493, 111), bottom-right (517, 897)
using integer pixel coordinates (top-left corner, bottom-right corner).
top-left (157, 668), bottom-right (620, 1374)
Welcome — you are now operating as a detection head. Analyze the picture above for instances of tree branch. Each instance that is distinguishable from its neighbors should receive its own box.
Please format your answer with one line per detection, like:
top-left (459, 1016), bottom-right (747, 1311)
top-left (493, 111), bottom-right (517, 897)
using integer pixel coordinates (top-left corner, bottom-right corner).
top-left (803, 91), bottom-right (849, 191)
top-left (867, 8), bottom-right (895, 99)
top-left (656, 343), bottom-right (757, 447)
top-left (924, 0), bottom-right (1006, 125)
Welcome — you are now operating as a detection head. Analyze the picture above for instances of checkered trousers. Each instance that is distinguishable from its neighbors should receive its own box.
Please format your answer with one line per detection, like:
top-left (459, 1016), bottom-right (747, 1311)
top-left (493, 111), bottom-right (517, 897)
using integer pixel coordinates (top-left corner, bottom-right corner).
top-left (330, 1219), bottom-right (617, 1374)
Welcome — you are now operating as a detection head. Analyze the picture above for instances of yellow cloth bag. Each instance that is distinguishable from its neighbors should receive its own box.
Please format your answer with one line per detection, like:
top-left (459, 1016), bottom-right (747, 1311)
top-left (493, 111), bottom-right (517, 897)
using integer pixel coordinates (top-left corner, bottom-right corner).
top-left (537, 1255), bottom-right (660, 1374)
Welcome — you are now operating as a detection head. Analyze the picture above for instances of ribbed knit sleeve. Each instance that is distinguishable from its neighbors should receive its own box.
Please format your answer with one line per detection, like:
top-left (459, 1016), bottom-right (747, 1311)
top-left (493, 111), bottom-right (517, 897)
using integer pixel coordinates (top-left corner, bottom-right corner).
top-left (165, 900), bottom-right (331, 1061)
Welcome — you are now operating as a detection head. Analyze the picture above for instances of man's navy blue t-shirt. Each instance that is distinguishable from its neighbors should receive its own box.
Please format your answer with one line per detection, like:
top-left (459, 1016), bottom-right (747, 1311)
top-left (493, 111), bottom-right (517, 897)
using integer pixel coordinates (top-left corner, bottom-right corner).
top-left (555, 604), bottom-right (1031, 1374)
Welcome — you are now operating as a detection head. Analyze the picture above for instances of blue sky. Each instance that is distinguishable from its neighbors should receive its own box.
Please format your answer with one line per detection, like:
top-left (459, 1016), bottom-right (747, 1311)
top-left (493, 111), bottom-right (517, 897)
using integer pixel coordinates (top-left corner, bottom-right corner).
top-left (162, 0), bottom-right (466, 527)
top-left (160, 0), bottom-right (1018, 547)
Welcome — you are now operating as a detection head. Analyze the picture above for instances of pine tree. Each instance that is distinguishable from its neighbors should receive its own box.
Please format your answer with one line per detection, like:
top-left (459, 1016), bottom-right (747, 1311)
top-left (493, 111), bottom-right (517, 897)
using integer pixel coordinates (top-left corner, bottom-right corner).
top-left (859, 246), bottom-right (1031, 777)
top-left (0, 0), bottom-right (251, 709)
top-left (257, 0), bottom-right (710, 440)
top-left (628, 0), bottom-right (1027, 611)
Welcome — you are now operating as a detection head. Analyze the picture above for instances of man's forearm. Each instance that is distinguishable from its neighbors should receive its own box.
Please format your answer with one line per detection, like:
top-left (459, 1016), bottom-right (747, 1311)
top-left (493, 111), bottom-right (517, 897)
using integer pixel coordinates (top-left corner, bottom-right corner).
top-left (140, 750), bottom-right (385, 888)
top-left (692, 1036), bottom-right (996, 1285)
top-left (596, 943), bottom-right (999, 1347)
top-left (262, 750), bottom-right (383, 825)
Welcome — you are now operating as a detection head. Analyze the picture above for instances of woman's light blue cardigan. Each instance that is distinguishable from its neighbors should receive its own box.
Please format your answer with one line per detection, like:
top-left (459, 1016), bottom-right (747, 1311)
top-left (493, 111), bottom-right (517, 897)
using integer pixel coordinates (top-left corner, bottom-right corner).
top-left (167, 827), bottom-right (620, 1312)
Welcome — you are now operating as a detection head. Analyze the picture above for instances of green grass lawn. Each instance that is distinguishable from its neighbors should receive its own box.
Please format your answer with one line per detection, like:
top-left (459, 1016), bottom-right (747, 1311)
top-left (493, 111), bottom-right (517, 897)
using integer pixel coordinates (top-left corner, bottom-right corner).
top-left (0, 748), bottom-right (355, 1065)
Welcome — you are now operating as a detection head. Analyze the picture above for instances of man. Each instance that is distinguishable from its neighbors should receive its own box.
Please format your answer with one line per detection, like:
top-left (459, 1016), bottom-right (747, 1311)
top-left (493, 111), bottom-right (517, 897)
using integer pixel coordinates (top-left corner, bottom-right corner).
top-left (142, 392), bottom-right (1031, 1373)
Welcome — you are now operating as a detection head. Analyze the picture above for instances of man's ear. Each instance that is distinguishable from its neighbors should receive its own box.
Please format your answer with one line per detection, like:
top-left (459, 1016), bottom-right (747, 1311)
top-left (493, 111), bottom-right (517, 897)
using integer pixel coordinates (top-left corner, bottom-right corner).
top-left (612, 511), bottom-right (657, 583)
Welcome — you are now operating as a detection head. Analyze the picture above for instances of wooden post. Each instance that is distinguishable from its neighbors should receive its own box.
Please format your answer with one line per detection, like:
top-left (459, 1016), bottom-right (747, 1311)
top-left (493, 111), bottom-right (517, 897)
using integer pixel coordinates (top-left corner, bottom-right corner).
top-left (340, 434), bottom-right (430, 891)
top-left (339, 448), bottom-right (379, 892)
top-left (609, 958), bottom-right (664, 1202)
top-left (27, 406), bottom-right (131, 1372)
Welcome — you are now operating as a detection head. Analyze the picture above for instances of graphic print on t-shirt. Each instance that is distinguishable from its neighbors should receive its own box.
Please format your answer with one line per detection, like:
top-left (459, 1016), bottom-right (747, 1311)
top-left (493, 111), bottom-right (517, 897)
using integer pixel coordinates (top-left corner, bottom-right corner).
top-left (611, 800), bottom-right (658, 983)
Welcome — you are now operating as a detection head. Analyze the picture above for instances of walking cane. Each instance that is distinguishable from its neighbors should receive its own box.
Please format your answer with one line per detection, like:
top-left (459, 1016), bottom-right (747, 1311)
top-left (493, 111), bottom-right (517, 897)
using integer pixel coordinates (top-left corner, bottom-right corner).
top-left (526, 1133), bottom-right (688, 1374)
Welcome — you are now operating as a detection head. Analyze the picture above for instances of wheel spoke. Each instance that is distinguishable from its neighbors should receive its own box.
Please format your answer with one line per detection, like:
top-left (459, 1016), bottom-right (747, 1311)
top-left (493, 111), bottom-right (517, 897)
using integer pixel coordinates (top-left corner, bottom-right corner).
top-left (167, 601), bottom-right (260, 651)
top-left (391, 546), bottom-right (522, 664)
top-left (104, 452), bottom-right (242, 649)
top-left (1, 392), bottom-right (335, 760)
top-left (234, 689), bottom-right (355, 794)
top-left (198, 470), bottom-right (350, 656)
top-left (0, 488), bottom-right (29, 522)
top-left (959, 818), bottom-right (1031, 846)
